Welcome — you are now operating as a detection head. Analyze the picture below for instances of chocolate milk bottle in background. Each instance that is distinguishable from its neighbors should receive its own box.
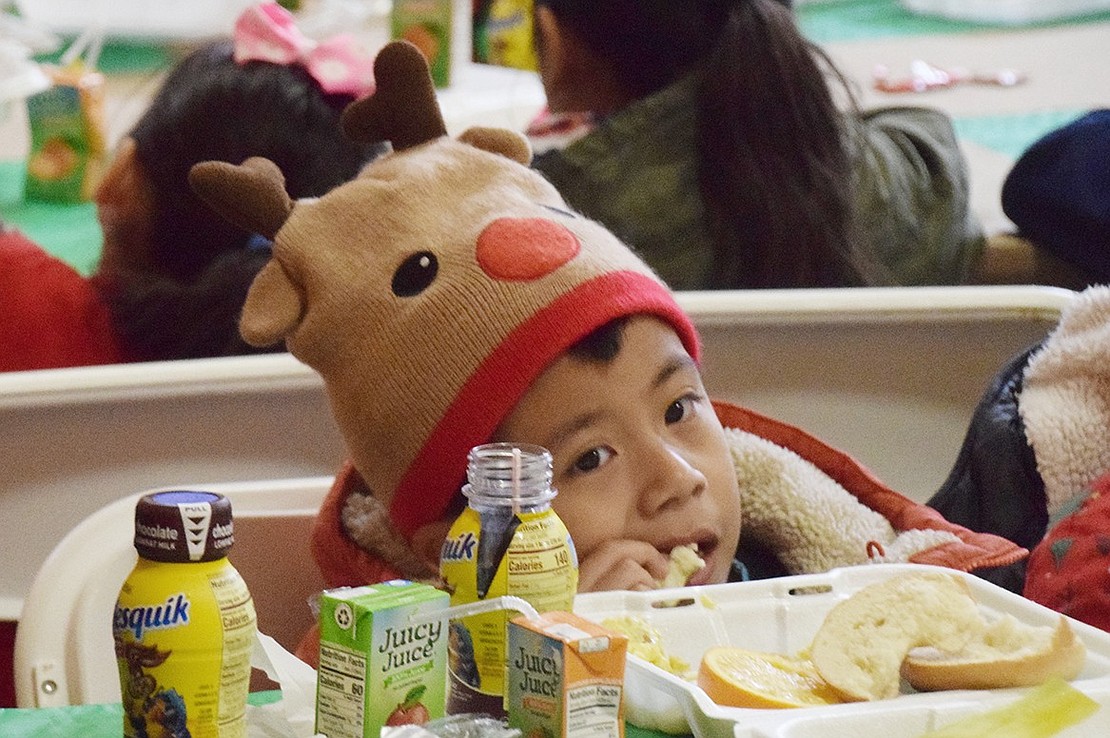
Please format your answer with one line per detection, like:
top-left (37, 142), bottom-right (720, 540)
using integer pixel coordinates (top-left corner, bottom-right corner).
top-left (113, 491), bottom-right (256, 738)
top-left (440, 443), bottom-right (579, 717)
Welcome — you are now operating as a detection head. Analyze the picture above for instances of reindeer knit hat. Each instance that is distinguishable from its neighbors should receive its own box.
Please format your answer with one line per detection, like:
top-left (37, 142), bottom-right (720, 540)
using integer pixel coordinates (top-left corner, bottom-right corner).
top-left (191, 41), bottom-right (699, 543)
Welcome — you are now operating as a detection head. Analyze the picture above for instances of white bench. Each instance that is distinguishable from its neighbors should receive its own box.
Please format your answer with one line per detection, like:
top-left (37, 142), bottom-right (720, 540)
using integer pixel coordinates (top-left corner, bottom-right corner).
top-left (0, 285), bottom-right (1074, 625)
top-left (0, 353), bottom-right (345, 622)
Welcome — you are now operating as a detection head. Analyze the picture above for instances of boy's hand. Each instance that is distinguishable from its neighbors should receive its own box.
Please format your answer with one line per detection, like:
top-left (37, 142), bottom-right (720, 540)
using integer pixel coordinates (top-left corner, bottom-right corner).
top-left (577, 540), bottom-right (670, 592)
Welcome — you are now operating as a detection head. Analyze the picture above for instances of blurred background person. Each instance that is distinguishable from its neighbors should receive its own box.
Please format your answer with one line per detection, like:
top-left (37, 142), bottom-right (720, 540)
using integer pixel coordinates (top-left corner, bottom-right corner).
top-left (526, 0), bottom-right (982, 289)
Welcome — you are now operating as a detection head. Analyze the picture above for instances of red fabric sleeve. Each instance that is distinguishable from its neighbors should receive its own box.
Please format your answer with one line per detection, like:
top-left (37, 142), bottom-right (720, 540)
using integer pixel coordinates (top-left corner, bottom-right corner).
top-left (0, 230), bottom-right (125, 371)
top-left (310, 461), bottom-right (405, 588)
top-left (1024, 471), bottom-right (1110, 632)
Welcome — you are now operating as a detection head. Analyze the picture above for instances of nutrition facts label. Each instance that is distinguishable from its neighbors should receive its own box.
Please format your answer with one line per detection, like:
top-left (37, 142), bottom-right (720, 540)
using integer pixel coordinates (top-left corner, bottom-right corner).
top-left (209, 568), bottom-right (256, 733)
top-left (315, 643), bottom-right (368, 738)
top-left (566, 684), bottom-right (623, 738)
top-left (507, 512), bottom-right (577, 612)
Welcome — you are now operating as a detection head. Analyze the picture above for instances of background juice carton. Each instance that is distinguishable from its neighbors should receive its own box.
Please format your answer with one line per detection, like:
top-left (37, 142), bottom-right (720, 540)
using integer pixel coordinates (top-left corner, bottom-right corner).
top-left (391, 0), bottom-right (471, 87)
top-left (316, 582), bottom-right (450, 738)
top-left (25, 62), bottom-right (106, 203)
top-left (508, 611), bottom-right (628, 738)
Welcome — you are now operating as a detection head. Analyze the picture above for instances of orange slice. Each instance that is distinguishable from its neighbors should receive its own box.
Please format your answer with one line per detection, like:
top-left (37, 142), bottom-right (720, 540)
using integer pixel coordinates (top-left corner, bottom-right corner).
top-left (697, 646), bottom-right (843, 709)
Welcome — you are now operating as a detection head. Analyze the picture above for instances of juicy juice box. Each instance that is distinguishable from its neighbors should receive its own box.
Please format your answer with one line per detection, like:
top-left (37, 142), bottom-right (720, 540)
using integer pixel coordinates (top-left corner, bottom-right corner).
top-left (25, 62), bottom-right (106, 203)
top-left (507, 612), bottom-right (628, 738)
top-left (315, 582), bottom-right (449, 738)
top-left (392, 0), bottom-right (469, 87)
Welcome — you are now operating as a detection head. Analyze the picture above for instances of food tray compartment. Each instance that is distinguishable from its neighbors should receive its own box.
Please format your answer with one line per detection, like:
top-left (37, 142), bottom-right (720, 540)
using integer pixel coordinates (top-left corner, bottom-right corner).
top-left (573, 563), bottom-right (1110, 738)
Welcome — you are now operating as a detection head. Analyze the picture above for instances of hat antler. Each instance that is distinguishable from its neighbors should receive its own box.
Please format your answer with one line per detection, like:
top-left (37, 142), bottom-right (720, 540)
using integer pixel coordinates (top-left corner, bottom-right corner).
top-left (188, 157), bottom-right (293, 239)
top-left (340, 41), bottom-right (446, 150)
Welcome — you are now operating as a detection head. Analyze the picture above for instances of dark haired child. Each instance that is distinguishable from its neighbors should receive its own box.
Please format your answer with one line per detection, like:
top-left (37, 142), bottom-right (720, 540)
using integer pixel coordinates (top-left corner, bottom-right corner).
top-left (1, 2), bottom-right (381, 370)
top-left (527, 0), bottom-right (983, 289)
top-left (92, 2), bottom-right (383, 361)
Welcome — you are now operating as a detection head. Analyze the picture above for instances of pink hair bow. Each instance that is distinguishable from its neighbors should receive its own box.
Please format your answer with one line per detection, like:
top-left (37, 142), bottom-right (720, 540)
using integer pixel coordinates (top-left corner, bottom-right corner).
top-left (234, 2), bottom-right (375, 98)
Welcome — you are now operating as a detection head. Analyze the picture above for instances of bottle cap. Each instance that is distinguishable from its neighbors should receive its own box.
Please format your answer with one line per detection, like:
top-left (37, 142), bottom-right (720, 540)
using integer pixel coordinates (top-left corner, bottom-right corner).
top-left (133, 490), bottom-right (235, 563)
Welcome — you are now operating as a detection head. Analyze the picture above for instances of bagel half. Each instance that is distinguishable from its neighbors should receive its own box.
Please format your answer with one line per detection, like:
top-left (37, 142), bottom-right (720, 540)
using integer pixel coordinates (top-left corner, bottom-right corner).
top-left (901, 614), bottom-right (1086, 691)
top-left (810, 571), bottom-right (986, 701)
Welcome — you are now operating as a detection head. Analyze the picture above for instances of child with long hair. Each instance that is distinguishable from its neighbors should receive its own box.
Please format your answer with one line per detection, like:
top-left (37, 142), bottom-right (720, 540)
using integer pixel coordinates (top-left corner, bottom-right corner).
top-left (527, 0), bottom-right (982, 289)
top-left (92, 3), bottom-right (382, 361)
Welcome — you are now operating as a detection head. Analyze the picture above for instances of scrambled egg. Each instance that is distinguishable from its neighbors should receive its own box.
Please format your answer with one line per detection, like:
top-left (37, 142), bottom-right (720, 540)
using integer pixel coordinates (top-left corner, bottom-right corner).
top-left (602, 615), bottom-right (693, 680)
top-left (657, 544), bottom-right (705, 589)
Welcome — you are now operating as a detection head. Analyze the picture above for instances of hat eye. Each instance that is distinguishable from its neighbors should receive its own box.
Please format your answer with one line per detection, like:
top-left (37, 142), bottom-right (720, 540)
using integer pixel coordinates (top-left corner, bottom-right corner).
top-left (392, 251), bottom-right (439, 297)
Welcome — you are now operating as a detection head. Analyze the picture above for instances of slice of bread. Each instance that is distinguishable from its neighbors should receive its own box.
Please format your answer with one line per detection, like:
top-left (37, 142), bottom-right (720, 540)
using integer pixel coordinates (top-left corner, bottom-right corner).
top-left (901, 614), bottom-right (1086, 691)
top-left (810, 571), bottom-right (986, 701)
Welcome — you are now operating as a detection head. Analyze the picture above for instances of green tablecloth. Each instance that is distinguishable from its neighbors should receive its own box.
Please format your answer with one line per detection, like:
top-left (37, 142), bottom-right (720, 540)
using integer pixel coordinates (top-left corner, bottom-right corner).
top-left (0, 690), bottom-right (281, 738)
top-left (0, 183), bottom-right (101, 276)
top-left (0, 692), bottom-right (676, 738)
top-left (797, 0), bottom-right (1110, 43)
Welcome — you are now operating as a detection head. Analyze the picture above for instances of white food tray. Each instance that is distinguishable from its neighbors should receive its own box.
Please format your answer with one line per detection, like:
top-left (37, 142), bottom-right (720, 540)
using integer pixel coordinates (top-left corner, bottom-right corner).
top-left (899, 0), bottom-right (1110, 25)
top-left (573, 563), bottom-right (1110, 738)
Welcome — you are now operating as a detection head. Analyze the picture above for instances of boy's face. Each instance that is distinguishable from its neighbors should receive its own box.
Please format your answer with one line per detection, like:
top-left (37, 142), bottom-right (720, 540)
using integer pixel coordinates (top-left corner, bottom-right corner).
top-left (496, 316), bottom-right (742, 591)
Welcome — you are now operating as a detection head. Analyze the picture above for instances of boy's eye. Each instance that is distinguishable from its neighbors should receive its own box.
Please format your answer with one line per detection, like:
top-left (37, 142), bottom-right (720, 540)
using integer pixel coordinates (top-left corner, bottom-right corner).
top-left (572, 447), bottom-right (612, 474)
top-left (665, 396), bottom-right (694, 424)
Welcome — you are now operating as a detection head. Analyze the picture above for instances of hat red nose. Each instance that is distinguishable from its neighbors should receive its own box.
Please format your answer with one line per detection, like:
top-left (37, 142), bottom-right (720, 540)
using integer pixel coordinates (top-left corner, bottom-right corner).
top-left (476, 217), bottom-right (581, 281)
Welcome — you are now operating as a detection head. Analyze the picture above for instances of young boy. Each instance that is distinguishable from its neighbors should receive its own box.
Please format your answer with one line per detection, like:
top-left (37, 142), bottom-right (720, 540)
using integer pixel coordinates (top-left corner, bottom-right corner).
top-left (189, 41), bottom-right (1025, 665)
top-left (414, 314), bottom-right (742, 592)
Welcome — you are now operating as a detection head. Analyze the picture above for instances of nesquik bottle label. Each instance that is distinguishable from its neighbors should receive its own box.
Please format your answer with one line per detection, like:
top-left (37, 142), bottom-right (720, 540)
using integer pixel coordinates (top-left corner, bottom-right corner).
top-left (114, 491), bottom-right (255, 738)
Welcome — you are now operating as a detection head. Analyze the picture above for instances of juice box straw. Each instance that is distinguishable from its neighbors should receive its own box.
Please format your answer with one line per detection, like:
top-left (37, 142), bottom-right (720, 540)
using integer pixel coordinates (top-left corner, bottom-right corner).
top-left (407, 595), bottom-right (540, 628)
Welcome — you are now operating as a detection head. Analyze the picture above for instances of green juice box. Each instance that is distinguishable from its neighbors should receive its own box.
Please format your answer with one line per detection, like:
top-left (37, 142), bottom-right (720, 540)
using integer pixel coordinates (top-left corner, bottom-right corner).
top-left (25, 62), bottom-right (107, 203)
top-left (315, 581), bottom-right (450, 738)
top-left (391, 0), bottom-right (470, 87)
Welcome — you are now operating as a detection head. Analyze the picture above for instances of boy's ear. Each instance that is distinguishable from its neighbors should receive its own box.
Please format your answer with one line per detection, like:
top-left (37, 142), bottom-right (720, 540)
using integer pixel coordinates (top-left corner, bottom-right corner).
top-left (535, 5), bottom-right (572, 112)
top-left (93, 137), bottom-right (158, 276)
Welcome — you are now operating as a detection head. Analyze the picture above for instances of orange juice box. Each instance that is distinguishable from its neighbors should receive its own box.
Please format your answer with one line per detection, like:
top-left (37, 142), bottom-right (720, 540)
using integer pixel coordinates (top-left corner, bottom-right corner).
top-left (315, 581), bottom-right (450, 738)
top-left (508, 611), bottom-right (628, 738)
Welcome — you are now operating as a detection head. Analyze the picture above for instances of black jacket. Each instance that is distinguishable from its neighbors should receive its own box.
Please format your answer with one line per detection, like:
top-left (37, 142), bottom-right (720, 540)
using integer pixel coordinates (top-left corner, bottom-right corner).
top-left (927, 343), bottom-right (1048, 593)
